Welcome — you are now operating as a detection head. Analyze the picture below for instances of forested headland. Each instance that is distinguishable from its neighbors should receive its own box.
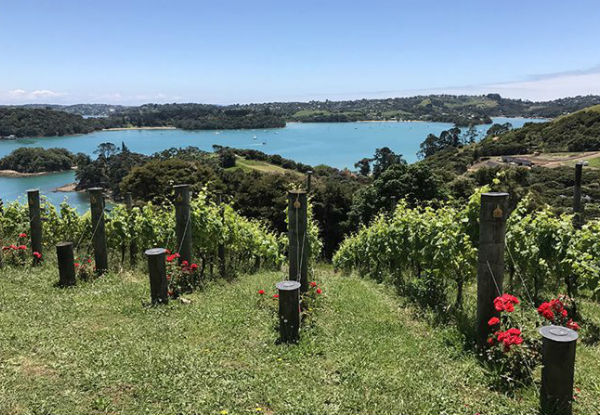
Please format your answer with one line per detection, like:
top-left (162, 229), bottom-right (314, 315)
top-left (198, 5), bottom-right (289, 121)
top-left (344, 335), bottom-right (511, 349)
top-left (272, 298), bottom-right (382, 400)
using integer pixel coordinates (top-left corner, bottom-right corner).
top-left (3, 94), bottom-right (600, 138)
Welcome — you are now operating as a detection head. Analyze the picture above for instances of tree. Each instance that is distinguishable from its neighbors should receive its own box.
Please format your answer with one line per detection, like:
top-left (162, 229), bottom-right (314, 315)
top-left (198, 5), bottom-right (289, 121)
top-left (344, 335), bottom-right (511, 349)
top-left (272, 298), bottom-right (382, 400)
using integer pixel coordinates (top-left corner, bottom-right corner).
top-left (463, 124), bottom-right (479, 144)
top-left (371, 147), bottom-right (406, 179)
top-left (486, 122), bottom-right (513, 137)
top-left (94, 142), bottom-right (118, 160)
top-left (354, 157), bottom-right (372, 176)
top-left (418, 127), bottom-right (462, 159)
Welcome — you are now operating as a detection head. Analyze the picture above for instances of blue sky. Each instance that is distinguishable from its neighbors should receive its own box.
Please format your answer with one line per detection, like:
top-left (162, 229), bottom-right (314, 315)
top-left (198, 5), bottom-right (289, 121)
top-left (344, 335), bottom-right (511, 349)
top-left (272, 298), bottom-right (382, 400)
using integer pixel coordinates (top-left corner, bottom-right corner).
top-left (1, 0), bottom-right (599, 104)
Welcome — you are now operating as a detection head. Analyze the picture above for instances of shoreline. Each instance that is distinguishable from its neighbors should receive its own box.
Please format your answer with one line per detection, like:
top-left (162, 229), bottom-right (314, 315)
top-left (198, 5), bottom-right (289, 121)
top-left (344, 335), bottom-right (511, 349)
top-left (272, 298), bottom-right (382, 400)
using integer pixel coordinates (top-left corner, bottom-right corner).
top-left (102, 126), bottom-right (177, 131)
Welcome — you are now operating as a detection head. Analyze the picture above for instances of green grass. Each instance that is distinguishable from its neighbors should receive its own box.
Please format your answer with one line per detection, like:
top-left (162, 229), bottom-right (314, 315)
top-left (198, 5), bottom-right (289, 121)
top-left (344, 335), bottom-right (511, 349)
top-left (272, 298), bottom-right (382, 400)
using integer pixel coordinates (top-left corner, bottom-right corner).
top-left (1, 263), bottom-right (599, 414)
top-left (230, 157), bottom-right (301, 176)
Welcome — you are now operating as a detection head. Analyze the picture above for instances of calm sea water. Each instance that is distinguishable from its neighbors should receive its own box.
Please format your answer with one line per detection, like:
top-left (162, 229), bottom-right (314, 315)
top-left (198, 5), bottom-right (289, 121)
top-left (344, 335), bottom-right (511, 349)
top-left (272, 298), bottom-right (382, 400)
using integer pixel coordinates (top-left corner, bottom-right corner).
top-left (0, 117), bottom-right (544, 211)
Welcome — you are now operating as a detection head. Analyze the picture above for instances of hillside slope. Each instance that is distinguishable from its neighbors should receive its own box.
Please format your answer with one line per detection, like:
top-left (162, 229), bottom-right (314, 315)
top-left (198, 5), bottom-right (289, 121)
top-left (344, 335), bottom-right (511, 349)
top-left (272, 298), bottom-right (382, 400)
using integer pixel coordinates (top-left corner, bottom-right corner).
top-left (479, 104), bottom-right (600, 156)
top-left (1, 263), bottom-right (599, 414)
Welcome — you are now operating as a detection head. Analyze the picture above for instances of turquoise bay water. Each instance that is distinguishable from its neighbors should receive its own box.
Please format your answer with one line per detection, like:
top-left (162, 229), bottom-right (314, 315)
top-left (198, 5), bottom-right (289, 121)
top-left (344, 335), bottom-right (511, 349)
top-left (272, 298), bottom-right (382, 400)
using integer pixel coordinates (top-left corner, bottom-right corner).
top-left (0, 117), bottom-right (544, 211)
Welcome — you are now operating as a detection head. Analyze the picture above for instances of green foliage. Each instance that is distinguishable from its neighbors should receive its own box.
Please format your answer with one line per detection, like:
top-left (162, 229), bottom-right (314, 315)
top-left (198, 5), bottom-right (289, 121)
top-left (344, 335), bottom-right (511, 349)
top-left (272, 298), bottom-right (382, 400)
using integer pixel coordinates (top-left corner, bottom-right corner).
top-left (335, 198), bottom-right (477, 309)
top-left (0, 107), bottom-right (102, 138)
top-left (0, 190), bottom-right (282, 278)
top-left (0, 147), bottom-right (75, 173)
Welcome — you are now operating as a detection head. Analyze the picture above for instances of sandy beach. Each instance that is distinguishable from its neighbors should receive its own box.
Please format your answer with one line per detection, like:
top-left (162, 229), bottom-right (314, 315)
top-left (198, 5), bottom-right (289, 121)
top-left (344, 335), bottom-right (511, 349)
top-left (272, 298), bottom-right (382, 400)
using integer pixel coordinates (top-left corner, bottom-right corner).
top-left (0, 169), bottom-right (51, 178)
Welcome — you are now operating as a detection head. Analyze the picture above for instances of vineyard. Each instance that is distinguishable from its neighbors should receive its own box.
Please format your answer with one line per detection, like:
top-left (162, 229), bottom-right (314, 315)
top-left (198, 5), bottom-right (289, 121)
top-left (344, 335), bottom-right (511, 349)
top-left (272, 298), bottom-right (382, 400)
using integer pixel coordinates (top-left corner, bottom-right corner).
top-left (0, 181), bottom-right (599, 414)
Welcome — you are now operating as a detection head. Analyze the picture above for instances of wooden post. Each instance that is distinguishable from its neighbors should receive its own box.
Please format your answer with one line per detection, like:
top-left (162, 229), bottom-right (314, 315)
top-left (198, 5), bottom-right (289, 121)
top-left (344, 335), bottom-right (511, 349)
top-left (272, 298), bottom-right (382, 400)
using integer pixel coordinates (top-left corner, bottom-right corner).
top-left (539, 325), bottom-right (578, 415)
top-left (573, 162), bottom-right (584, 229)
top-left (145, 248), bottom-right (168, 304)
top-left (174, 184), bottom-right (192, 264)
top-left (306, 170), bottom-right (313, 193)
top-left (27, 189), bottom-right (43, 265)
top-left (89, 187), bottom-right (108, 274)
top-left (125, 192), bottom-right (137, 266)
top-left (476, 192), bottom-right (509, 348)
top-left (288, 190), bottom-right (308, 292)
top-left (56, 242), bottom-right (76, 286)
top-left (276, 280), bottom-right (301, 343)
top-left (217, 193), bottom-right (226, 278)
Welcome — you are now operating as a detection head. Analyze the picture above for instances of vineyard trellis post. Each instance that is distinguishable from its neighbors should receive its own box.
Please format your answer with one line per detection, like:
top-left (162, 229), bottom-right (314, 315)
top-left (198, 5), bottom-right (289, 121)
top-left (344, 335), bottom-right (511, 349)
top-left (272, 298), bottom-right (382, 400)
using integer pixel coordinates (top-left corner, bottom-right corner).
top-left (573, 162), bottom-right (584, 229)
top-left (145, 248), bottom-right (168, 304)
top-left (27, 189), bottom-right (42, 265)
top-left (539, 325), bottom-right (578, 415)
top-left (276, 280), bottom-right (301, 343)
top-left (174, 184), bottom-right (193, 264)
top-left (89, 187), bottom-right (108, 274)
top-left (125, 192), bottom-right (137, 266)
top-left (288, 190), bottom-right (308, 292)
top-left (306, 170), bottom-right (313, 193)
top-left (476, 192), bottom-right (509, 348)
top-left (56, 241), bottom-right (76, 286)
top-left (217, 193), bottom-right (226, 278)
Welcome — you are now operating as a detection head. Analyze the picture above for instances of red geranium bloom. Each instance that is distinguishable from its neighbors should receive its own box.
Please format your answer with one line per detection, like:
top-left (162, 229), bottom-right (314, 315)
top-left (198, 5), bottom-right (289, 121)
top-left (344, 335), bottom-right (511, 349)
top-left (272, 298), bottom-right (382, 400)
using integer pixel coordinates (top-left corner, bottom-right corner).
top-left (316, 288), bottom-right (322, 294)
top-left (190, 263), bottom-right (198, 271)
top-left (33, 251), bottom-right (42, 259)
top-left (87, 259), bottom-right (92, 263)
top-left (9, 244), bottom-right (17, 250)
top-left (309, 281), bottom-right (317, 287)
top-left (566, 319), bottom-right (580, 331)
top-left (273, 294), bottom-right (279, 299)
top-left (537, 302), bottom-right (555, 321)
top-left (18, 233), bottom-right (27, 238)
top-left (494, 293), bottom-right (519, 312)
top-left (168, 290), bottom-right (174, 297)
top-left (488, 317), bottom-right (500, 326)
top-left (182, 260), bottom-right (189, 267)
top-left (74, 263), bottom-right (80, 267)
top-left (17, 245), bottom-right (27, 250)
top-left (258, 289), bottom-right (265, 295)
top-left (165, 249), bottom-right (171, 254)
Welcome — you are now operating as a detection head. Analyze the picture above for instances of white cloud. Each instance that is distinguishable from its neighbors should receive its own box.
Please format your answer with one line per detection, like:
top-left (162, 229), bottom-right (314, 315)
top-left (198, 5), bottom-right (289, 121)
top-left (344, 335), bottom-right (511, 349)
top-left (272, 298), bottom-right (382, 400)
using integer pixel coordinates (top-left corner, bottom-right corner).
top-left (1, 88), bottom-right (65, 103)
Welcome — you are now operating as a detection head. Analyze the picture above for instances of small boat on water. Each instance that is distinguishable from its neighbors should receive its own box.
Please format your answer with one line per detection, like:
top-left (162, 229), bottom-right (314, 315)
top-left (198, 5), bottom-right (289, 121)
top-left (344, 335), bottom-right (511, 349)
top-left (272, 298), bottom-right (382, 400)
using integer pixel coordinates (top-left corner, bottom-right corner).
top-left (253, 135), bottom-right (257, 139)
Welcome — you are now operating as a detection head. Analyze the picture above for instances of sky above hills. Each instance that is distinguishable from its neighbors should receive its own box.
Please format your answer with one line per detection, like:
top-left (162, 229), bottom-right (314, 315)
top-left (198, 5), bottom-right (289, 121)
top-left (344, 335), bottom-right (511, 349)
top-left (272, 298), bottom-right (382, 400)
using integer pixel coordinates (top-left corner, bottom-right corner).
top-left (1, 0), bottom-right (599, 105)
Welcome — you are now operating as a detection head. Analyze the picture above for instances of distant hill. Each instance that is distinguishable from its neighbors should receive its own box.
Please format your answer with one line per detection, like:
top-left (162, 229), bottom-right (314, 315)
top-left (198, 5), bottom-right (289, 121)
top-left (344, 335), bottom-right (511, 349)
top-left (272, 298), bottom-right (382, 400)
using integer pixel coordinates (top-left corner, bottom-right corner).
top-left (7, 94), bottom-right (600, 126)
top-left (479, 104), bottom-right (600, 155)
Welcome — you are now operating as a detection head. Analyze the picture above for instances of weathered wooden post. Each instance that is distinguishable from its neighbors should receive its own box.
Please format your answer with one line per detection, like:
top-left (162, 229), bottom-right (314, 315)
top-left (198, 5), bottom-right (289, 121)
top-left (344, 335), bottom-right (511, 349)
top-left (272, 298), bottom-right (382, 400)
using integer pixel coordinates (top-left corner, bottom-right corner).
top-left (539, 325), bottom-right (578, 415)
top-left (476, 192), bottom-right (509, 348)
top-left (276, 280), bottom-right (301, 343)
top-left (145, 248), bottom-right (168, 304)
top-left (27, 189), bottom-right (43, 264)
top-left (573, 162), bottom-right (584, 229)
top-left (125, 192), bottom-right (137, 266)
top-left (56, 242), bottom-right (76, 286)
top-left (89, 187), bottom-right (108, 274)
top-left (174, 184), bottom-right (192, 264)
top-left (306, 170), bottom-right (313, 193)
top-left (217, 193), bottom-right (226, 278)
top-left (288, 190), bottom-right (308, 292)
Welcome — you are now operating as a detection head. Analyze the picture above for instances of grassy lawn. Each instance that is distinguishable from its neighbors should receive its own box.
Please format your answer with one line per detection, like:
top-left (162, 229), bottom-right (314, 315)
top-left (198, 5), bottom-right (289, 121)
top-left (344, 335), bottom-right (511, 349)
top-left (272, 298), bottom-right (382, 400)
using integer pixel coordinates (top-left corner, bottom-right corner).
top-left (0, 263), bottom-right (599, 414)
top-left (226, 157), bottom-right (301, 176)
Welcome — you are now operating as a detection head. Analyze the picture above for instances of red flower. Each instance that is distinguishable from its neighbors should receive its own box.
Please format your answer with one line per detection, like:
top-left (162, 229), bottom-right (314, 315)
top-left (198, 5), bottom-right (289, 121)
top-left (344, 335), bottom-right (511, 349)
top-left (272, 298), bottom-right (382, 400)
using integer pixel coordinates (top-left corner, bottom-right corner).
top-left (273, 294), bottom-right (279, 299)
top-left (33, 251), bottom-right (42, 259)
top-left (18, 233), bottom-right (27, 238)
top-left (495, 328), bottom-right (523, 351)
top-left (494, 293), bottom-right (519, 312)
top-left (166, 255), bottom-right (175, 263)
top-left (165, 249), bottom-right (171, 254)
top-left (537, 302), bottom-right (555, 321)
top-left (309, 281), bottom-right (317, 287)
top-left (9, 244), bottom-right (17, 250)
top-left (487, 337), bottom-right (495, 346)
top-left (74, 263), bottom-right (80, 267)
top-left (566, 319), bottom-right (580, 331)
top-left (190, 263), bottom-right (198, 271)
top-left (258, 289), bottom-right (265, 295)
top-left (168, 290), bottom-right (174, 297)
top-left (87, 259), bottom-right (92, 263)
top-left (2, 246), bottom-right (8, 251)
top-left (316, 288), bottom-right (322, 294)
top-left (166, 275), bottom-right (171, 281)
top-left (17, 245), bottom-right (27, 250)
top-left (488, 317), bottom-right (500, 327)
top-left (182, 260), bottom-right (189, 267)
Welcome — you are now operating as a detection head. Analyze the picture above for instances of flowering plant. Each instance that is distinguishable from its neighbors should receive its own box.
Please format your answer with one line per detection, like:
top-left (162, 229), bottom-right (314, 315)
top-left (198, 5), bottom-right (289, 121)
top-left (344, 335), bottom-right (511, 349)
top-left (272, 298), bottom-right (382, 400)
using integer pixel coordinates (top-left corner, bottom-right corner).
top-left (2, 233), bottom-right (30, 266)
top-left (166, 251), bottom-right (200, 297)
top-left (75, 257), bottom-right (95, 280)
top-left (537, 295), bottom-right (580, 331)
top-left (484, 293), bottom-right (541, 389)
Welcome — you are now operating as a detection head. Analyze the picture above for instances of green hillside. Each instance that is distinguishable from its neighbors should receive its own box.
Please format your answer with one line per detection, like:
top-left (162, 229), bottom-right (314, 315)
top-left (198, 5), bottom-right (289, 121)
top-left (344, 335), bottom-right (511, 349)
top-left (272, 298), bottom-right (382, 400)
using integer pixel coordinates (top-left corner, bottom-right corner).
top-left (2, 262), bottom-right (599, 414)
top-left (479, 104), bottom-right (600, 156)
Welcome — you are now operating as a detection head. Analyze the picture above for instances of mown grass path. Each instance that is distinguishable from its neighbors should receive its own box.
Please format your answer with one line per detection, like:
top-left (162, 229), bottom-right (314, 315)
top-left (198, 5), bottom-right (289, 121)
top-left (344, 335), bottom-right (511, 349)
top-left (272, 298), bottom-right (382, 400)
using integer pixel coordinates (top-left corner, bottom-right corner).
top-left (0, 264), bottom-right (598, 414)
